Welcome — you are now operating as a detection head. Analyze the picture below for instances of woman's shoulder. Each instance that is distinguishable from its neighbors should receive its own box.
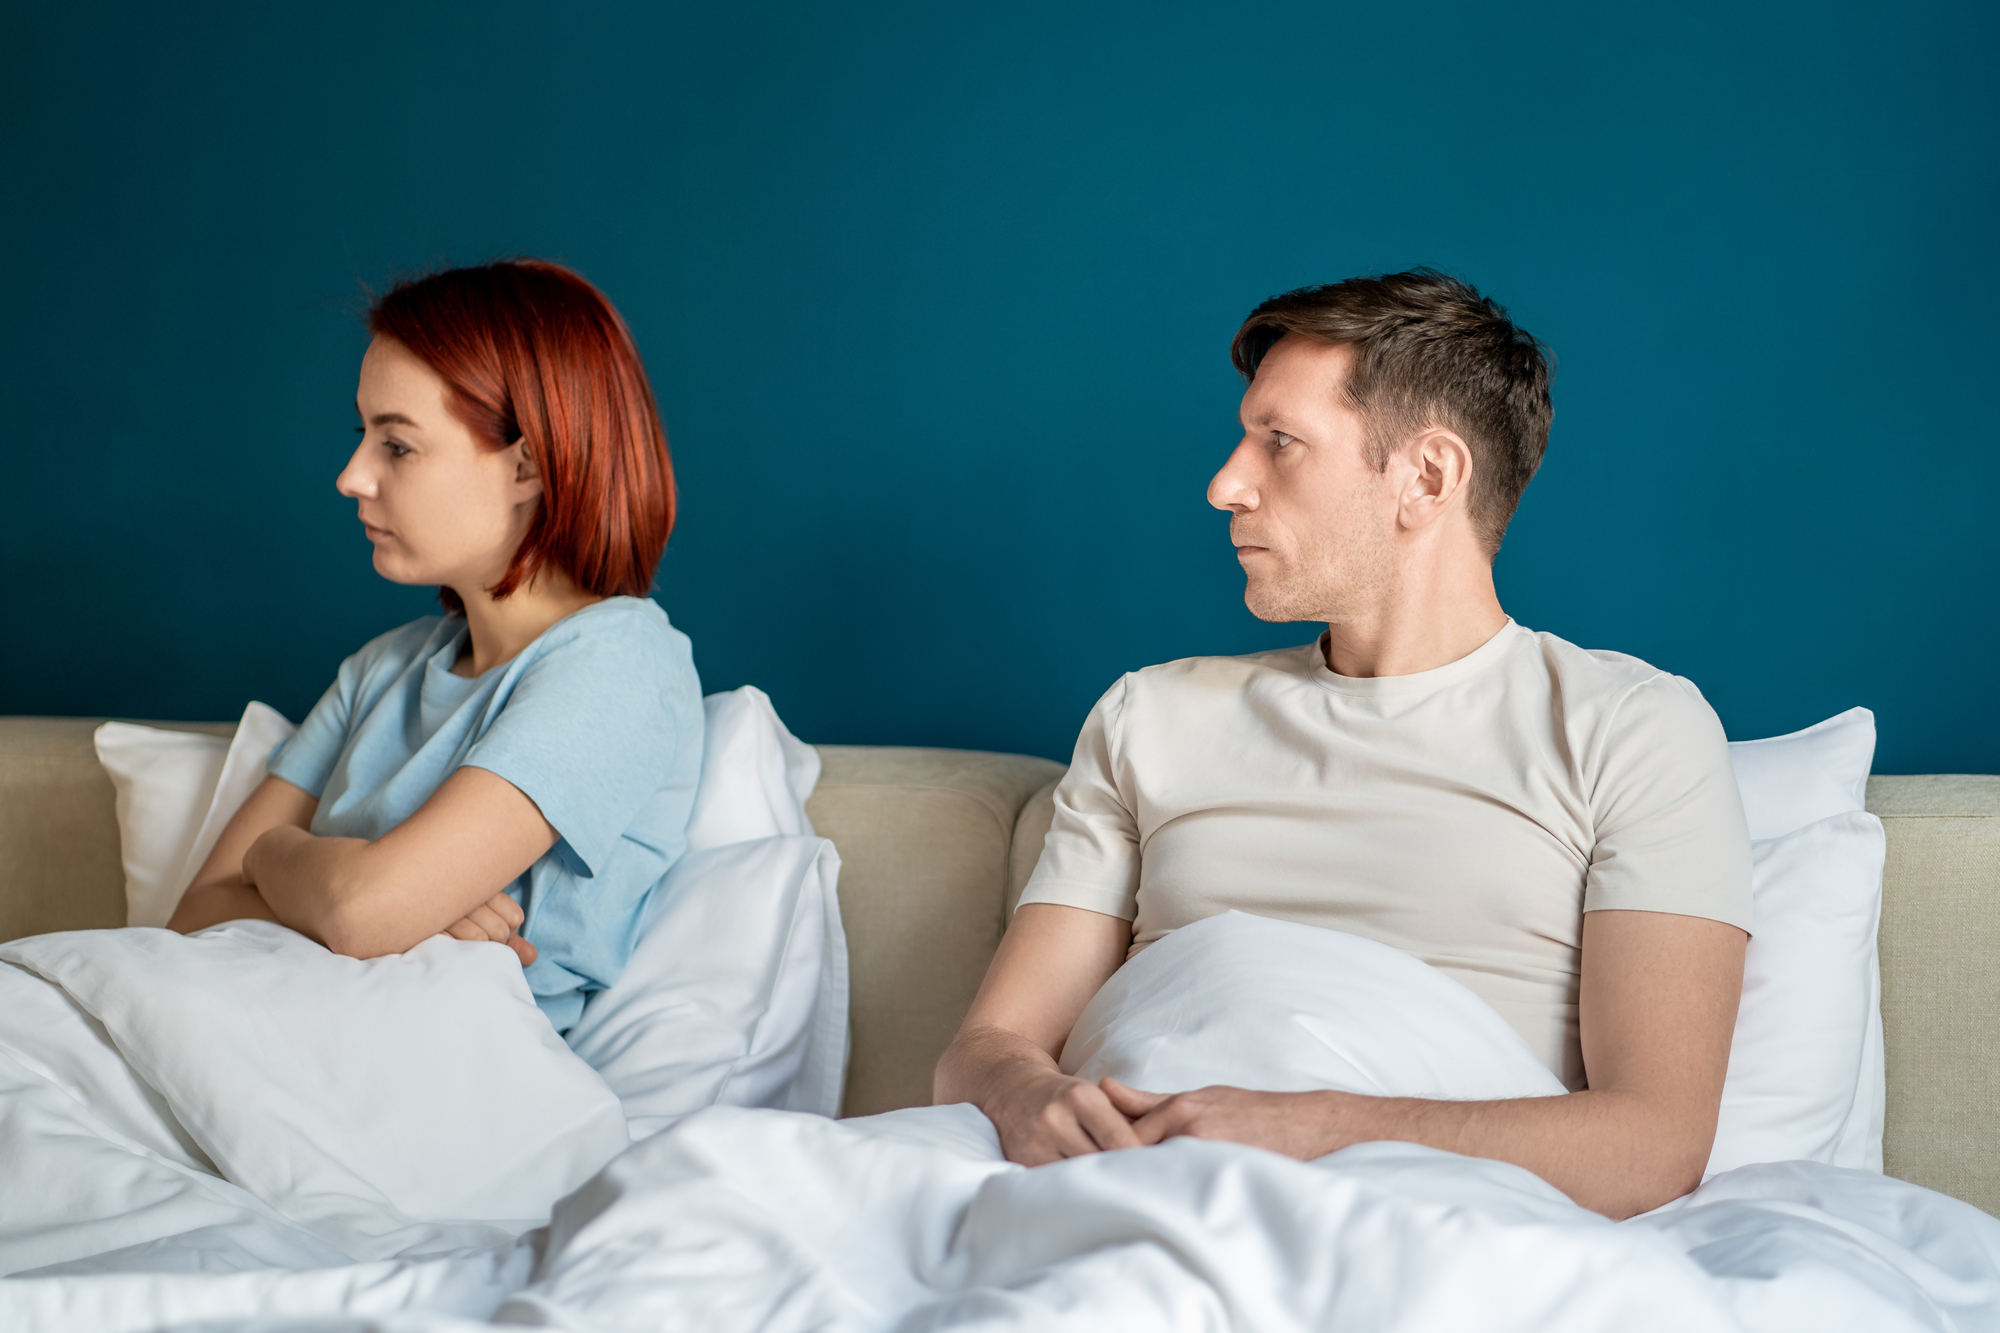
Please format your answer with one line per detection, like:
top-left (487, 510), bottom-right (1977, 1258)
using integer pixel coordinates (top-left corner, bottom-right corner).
top-left (343, 615), bottom-right (456, 679)
top-left (527, 597), bottom-right (697, 685)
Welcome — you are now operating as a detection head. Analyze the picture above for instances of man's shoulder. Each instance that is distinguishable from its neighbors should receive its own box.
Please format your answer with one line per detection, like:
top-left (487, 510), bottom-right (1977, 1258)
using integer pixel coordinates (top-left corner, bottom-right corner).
top-left (1522, 628), bottom-right (1718, 734)
top-left (1119, 641), bottom-right (1323, 699)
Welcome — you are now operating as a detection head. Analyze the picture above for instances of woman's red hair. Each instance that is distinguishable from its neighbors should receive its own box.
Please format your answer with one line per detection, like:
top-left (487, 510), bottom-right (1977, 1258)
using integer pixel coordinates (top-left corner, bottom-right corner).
top-left (367, 260), bottom-right (674, 612)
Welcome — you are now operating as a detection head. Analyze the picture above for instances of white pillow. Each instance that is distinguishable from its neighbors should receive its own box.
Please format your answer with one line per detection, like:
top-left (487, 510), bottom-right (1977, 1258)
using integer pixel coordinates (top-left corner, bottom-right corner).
top-left (1062, 911), bottom-right (1565, 1104)
top-left (1707, 811), bottom-right (1886, 1176)
top-left (1729, 707), bottom-right (1874, 842)
top-left (94, 702), bottom-right (296, 927)
top-left (566, 834), bottom-right (850, 1137)
top-left (1714, 706), bottom-right (1884, 1175)
top-left (686, 685), bottom-right (820, 850)
top-left (561, 685), bottom-right (848, 1131)
top-left (0, 921), bottom-right (629, 1239)
top-left (95, 696), bottom-right (296, 924)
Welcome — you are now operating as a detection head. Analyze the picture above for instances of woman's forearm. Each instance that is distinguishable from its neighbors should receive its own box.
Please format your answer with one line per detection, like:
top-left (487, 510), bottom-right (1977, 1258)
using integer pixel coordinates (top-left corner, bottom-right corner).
top-left (168, 881), bottom-right (279, 934)
top-left (244, 825), bottom-right (384, 953)
top-left (232, 769), bottom-right (562, 959)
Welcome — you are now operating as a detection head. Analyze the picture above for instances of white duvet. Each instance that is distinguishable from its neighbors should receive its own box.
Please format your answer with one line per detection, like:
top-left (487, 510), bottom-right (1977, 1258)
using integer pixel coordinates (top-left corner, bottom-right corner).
top-left (4, 915), bottom-right (1997, 1333)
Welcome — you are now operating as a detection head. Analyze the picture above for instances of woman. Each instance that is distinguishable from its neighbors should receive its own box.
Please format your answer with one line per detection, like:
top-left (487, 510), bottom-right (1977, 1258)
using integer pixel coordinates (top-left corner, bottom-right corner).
top-left (169, 260), bottom-right (702, 1032)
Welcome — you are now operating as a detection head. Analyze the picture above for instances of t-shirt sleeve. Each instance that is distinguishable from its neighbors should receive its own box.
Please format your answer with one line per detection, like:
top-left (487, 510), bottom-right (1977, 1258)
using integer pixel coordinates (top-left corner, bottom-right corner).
top-left (1015, 677), bottom-right (1142, 921)
top-left (1582, 673), bottom-right (1755, 932)
top-left (462, 618), bottom-right (697, 877)
top-left (267, 652), bottom-right (363, 800)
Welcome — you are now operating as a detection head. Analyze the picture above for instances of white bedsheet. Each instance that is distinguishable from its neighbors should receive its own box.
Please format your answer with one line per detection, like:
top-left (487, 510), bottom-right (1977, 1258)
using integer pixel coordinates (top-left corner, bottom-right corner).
top-left (35, 1105), bottom-right (1992, 1333)
top-left (6, 919), bottom-right (1999, 1333)
top-left (500, 1104), bottom-right (2000, 1333)
top-left (0, 928), bottom-right (595, 1330)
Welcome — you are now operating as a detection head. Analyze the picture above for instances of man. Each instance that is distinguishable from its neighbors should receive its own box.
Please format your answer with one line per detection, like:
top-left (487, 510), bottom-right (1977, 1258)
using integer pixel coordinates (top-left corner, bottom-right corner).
top-left (935, 271), bottom-right (1753, 1221)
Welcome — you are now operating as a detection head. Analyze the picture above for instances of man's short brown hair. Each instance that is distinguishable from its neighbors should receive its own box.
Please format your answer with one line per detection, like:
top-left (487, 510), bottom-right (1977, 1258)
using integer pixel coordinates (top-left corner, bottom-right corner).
top-left (1231, 270), bottom-right (1554, 555)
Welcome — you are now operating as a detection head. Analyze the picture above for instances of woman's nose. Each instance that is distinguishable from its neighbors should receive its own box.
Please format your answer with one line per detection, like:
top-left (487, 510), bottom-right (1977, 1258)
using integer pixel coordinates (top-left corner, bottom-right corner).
top-left (335, 439), bottom-right (376, 499)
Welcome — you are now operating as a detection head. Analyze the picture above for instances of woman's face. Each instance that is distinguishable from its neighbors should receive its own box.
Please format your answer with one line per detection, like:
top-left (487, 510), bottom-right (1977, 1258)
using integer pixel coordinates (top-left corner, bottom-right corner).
top-left (339, 338), bottom-right (542, 596)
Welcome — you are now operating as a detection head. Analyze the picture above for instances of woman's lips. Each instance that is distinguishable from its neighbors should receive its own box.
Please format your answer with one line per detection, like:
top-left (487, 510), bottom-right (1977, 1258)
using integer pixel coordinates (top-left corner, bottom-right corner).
top-left (361, 522), bottom-right (390, 540)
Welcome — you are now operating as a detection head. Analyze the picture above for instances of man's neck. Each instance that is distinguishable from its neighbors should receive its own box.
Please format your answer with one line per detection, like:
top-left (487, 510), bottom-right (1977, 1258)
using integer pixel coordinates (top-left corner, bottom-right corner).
top-left (1320, 563), bottom-right (1509, 680)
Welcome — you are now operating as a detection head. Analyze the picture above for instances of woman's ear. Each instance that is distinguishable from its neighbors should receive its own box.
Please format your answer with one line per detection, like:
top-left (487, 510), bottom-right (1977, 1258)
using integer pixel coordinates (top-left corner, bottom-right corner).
top-left (509, 439), bottom-right (545, 500)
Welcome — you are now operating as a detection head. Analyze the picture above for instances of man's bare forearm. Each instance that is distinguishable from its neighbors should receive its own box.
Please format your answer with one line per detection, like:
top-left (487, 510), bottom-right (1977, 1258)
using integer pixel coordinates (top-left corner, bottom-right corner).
top-left (934, 1022), bottom-right (1061, 1108)
top-left (1127, 1082), bottom-right (1711, 1219)
top-left (1344, 1087), bottom-right (1708, 1217)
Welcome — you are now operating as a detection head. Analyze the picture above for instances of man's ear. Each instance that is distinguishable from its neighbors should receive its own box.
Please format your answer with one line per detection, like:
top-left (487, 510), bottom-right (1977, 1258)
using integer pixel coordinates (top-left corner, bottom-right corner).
top-left (1396, 427), bottom-right (1474, 533)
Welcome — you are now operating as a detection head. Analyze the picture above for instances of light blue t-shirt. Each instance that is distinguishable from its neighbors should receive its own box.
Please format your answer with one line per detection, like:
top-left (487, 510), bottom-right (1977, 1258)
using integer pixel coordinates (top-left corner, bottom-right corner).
top-left (269, 596), bottom-right (703, 1031)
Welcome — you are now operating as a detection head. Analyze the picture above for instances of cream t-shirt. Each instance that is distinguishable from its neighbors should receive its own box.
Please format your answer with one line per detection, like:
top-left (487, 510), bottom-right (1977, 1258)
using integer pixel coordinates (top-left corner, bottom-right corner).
top-left (1017, 619), bottom-right (1754, 1090)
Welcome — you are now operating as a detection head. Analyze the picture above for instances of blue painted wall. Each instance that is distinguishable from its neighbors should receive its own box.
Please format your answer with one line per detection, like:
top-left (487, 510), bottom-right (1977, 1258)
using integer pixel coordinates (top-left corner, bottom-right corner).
top-left (3, 1), bottom-right (1994, 772)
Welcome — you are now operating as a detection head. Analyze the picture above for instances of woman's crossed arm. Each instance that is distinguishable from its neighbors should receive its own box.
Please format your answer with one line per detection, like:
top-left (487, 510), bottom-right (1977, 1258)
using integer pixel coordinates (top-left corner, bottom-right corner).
top-left (167, 768), bottom-right (557, 964)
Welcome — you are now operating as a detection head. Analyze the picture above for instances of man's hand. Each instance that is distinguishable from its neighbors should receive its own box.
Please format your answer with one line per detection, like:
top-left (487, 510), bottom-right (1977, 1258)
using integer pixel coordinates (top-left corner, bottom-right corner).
top-left (1103, 1079), bottom-right (1346, 1160)
top-left (982, 1064), bottom-right (1141, 1165)
top-left (933, 904), bottom-right (1139, 1166)
top-left (441, 891), bottom-right (538, 967)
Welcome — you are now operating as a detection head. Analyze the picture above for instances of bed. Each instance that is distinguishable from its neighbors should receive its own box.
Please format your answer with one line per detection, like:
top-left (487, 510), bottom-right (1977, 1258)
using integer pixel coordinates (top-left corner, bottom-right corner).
top-left (1, 716), bottom-right (1995, 1330)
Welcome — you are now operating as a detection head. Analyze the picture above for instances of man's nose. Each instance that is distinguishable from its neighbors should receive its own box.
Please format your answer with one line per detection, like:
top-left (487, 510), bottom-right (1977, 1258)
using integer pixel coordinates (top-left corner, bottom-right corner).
top-left (1207, 439), bottom-right (1260, 513)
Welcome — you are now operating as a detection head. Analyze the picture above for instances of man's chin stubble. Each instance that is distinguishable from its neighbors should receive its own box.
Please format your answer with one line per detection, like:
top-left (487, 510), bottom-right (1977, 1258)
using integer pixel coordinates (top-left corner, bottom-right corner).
top-left (1244, 582), bottom-right (1337, 626)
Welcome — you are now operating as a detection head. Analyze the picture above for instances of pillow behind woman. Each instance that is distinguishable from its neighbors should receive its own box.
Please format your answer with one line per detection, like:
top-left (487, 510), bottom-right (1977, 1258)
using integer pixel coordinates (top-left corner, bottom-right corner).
top-left (168, 260), bottom-right (701, 1032)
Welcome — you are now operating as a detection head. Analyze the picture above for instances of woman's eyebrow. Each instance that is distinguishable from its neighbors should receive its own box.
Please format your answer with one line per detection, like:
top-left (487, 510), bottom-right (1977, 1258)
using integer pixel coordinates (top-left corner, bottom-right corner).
top-left (356, 410), bottom-right (421, 428)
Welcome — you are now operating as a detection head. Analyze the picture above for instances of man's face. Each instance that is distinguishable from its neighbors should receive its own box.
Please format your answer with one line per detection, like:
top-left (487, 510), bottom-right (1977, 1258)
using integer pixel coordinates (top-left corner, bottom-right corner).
top-left (1208, 336), bottom-right (1399, 625)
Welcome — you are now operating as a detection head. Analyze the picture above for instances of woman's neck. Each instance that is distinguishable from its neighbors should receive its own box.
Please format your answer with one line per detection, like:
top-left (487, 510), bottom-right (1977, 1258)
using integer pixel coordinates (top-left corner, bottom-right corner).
top-left (450, 568), bottom-right (604, 678)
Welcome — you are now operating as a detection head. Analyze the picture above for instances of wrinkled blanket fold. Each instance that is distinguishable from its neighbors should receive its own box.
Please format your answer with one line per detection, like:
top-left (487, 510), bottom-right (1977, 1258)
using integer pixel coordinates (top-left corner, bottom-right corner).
top-left (5, 917), bottom-right (1999, 1333)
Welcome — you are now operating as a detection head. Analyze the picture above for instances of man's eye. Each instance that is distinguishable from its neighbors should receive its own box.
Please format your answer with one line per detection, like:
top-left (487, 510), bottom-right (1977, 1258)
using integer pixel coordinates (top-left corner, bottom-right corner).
top-left (1274, 432), bottom-right (1295, 449)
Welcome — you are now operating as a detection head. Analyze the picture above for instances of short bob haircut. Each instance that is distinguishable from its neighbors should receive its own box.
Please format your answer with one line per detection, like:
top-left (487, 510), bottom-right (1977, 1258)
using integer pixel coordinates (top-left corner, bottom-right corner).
top-left (367, 260), bottom-right (674, 613)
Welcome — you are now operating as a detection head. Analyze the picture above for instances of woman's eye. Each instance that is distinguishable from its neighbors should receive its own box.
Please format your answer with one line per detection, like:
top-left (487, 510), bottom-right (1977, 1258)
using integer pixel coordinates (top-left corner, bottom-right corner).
top-left (382, 441), bottom-right (412, 459)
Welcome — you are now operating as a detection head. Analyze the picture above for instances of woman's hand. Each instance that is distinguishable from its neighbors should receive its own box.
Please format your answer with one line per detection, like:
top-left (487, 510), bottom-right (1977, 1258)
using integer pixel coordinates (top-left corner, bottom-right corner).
top-left (442, 891), bottom-right (538, 966)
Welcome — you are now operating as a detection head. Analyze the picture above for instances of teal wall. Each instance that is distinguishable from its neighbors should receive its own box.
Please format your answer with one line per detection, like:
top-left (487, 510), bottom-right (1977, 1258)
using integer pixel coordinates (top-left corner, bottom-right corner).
top-left (3, 1), bottom-right (1994, 772)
